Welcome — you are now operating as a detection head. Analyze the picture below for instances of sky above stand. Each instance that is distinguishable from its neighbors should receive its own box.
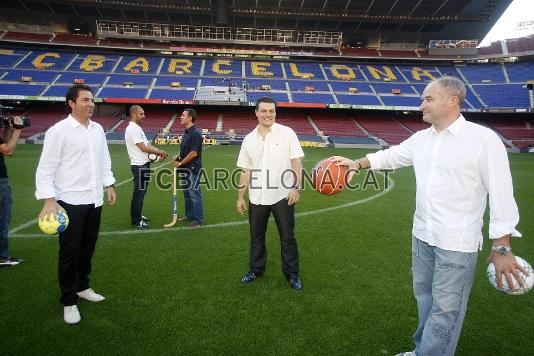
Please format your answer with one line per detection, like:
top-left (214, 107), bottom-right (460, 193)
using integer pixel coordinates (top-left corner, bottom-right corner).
top-left (480, 0), bottom-right (534, 46)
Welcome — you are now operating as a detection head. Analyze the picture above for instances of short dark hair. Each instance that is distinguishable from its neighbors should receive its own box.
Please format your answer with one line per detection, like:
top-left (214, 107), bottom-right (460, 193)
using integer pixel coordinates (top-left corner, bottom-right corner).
top-left (184, 108), bottom-right (197, 122)
top-left (66, 84), bottom-right (92, 113)
top-left (255, 96), bottom-right (277, 111)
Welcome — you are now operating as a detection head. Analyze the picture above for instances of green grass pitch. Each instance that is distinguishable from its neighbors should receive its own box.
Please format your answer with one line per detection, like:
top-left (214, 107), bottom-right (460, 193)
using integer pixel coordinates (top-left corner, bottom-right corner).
top-left (2, 144), bottom-right (533, 355)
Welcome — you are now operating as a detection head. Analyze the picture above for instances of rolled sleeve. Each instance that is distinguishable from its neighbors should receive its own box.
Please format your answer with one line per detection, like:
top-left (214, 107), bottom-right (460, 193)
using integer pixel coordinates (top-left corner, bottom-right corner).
top-left (288, 130), bottom-right (304, 159)
top-left (479, 133), bottom-right (521, 239)
top-left (236, 141), bottom-right (252, 169)
top-left (366, 134), bottom-right (415, 170)
top-left (101, 137), bottom-right (115, 188)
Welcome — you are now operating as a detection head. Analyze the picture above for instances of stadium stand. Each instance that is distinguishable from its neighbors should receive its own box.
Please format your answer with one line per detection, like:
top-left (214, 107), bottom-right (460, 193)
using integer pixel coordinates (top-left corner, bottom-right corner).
top-left (356, 116), bottom-right (412, 145)
top-left (275, 110), bottom-right (316, 135)
top-left (311, 111), bottom-right (367, 137)
top-left (0, 47), bottom-right (532, 110)
top-left (221, 109), bottom-right (260, 135)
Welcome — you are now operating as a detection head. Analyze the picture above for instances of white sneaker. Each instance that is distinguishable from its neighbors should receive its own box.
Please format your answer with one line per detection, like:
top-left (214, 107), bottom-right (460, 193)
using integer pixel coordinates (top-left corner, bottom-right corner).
top-left (77, 288), bottom-right (105, 302)
top-left (64, 305), bottom-right (81, 324)
top-left (395, 351), bottom-right (416, 356)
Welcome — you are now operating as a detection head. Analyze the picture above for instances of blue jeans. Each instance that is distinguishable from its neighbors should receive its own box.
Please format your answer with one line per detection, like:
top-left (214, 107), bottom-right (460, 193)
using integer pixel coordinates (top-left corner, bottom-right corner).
top-left (179, 169), bottom-right (204, 224)
top-left (411, 236), bottom-right (478, 356)
top-left (0, 178), bottom-right (13, 259)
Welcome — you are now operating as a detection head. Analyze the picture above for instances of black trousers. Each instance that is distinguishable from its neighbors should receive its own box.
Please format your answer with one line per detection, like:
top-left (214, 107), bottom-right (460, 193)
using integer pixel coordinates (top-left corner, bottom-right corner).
top-left (248, 198), bottom-right (299, 279)
top-left (57, 200), bottom-right (102, 306)
top-left (130, 163), bottom-right (151, 225)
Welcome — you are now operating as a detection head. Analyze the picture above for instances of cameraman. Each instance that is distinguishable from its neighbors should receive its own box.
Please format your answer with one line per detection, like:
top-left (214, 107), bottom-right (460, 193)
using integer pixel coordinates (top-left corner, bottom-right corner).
top-left (0, 116), bottom-right (24, 267)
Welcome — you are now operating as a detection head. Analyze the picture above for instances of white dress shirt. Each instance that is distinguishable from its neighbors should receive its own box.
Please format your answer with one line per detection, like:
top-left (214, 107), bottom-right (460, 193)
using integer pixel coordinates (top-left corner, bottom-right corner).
top-left (125, 121), bottom-right (149, 166)
top-left (35, 115), bottom-right (115, 207)
top-left (237, 123), bottom-right (304, 205)
top-left (366, 115), bottom-right (521, 253)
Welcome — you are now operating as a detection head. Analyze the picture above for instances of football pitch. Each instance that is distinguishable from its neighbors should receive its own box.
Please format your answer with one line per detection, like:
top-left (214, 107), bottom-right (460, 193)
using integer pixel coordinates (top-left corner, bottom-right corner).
top-left (2, 144), bottom-right (533, 355)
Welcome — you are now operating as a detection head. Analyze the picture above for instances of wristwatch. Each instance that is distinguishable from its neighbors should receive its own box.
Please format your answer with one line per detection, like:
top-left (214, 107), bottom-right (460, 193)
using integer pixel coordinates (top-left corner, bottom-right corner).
top-left (491, 245), bottom-right (512, 256)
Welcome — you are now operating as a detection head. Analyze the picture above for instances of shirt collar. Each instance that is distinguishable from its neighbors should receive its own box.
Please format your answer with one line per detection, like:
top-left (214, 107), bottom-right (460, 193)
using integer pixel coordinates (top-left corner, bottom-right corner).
top-left (445, 114), bottom-right (465, 136)
top-left (430, 114), bottom-right (465, 136)
top-left (185, 124), bottom-right (195, 134)
top-left (254, 123), bottom-right (275, 138)
top-left (68, 114), bottom-right (94, 129)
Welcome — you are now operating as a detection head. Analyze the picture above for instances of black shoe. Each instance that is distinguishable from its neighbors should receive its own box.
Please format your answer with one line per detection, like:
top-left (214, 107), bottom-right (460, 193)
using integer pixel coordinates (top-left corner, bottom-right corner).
top-left (289, 277), bottom-right (303, 290)
top-left (141, 215), bottom-right (151, 222)
top-left (240, 271), bottom-right (257, 284)
top-left (0, 257), bottom-right (22, 267)
top-left (132, 221), bottom-right (149, 228)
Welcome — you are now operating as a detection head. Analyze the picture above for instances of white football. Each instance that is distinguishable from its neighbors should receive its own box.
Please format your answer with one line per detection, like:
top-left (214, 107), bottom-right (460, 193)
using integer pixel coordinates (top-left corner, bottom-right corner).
top-left (487, 255), bottom-right (534, 295)
top-left (148, 153), bottom-right (161, 162)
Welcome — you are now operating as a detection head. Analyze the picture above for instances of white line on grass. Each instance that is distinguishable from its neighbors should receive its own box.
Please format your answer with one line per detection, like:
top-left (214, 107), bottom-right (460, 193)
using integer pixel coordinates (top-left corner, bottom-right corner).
top-left (9, 145), bottom-right (213, 235)
top-left (11, 171), bottom-right (395, 238)
top-left (8, 159), bottom-right (173, 235)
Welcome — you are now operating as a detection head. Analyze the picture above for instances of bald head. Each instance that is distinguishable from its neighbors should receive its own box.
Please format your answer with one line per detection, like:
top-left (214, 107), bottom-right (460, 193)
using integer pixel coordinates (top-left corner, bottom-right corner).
top-left (129, 105), bottom-right (145, 124)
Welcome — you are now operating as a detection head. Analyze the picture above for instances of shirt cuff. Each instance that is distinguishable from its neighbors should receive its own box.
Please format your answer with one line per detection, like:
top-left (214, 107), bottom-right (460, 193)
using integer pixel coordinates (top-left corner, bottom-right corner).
top-left (365, 152), bottom-right (380, 170)
top-left (35, 189), bottom-right (55, 200)
top-left (102, 179), bottom-right (115, 188)
top-left (489, 224), bottom-right (522, 239)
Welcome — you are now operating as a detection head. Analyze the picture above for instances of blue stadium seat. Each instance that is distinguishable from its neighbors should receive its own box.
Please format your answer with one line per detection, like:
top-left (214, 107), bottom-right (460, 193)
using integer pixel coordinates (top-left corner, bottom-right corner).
top-left (292, 93), bottom-right (335, 104)
top-left (473, 84), bottom-right (529, 108)
top-left (380, 95), bottom-right (422, 107)
top-left (160, 58), bottom-right (201, 76)
top-left (68, 54), bottom-right (120, 72)
top-left (107, 74), bottom-right (152, 86)
top-left (98, 87), bottom-right (147, 98)
top-left (244, 60), bottom-right (284, 78)
top-left (114, 56), bottom-right (161, 74)
top-left (149, 89), bottom-right (195, 100)
top-left (204, 59), bottom-right (242, 77)
top-left (283, 62), bottom-right (324, 80)
top-left (247, 92), bottom-right (289, 103)
top-left (246, 79), bottom-right (286, 90)
top-left (336, 94), bottom-right (382, 105)
top-left (459, 64), bottom-right (505, 84)
top-left (330, 82), bottom-right (372, 93)
top-left (288, 80), bottom-right (329, 91)
top-left (3, 69), bottom-right (57, 82)
top-left (154, 76), bottom-right (198, 87)
top-left (57, 72), bottom-right (107, 84)
top-left (16, 51), bottom-right (75, 70)
top-left (372, 83), bottom-right (416, 94)
top-left (505, 62), bottom-right (534, 82)
top-left (0, 83), bottom-right (46, 96)
top-left (0, 48), bottom-right (27, 67)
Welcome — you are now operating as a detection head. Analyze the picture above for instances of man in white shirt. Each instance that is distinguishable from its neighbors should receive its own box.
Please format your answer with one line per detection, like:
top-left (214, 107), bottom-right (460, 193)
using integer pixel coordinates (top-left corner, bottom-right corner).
top-left (35, 84), bottom-right (117, 325)
top-left (334, 77), bottom-right (526, 356)
top-left (125, 105), bottom-right (167, 228)
top-left (236, 96), bottom-right (305, 290)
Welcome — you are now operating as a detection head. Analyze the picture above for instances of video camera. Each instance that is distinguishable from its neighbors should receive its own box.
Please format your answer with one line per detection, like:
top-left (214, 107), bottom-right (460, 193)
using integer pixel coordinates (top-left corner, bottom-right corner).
top-left (0, 116), bottom-right (31, 129)
top-left (0, 104), bottom-right (31, 129)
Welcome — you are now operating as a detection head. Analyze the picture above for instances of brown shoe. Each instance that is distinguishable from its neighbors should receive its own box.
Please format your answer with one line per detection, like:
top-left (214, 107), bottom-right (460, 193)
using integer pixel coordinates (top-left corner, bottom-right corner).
top-left (178, 217), bottom-right (191, 222)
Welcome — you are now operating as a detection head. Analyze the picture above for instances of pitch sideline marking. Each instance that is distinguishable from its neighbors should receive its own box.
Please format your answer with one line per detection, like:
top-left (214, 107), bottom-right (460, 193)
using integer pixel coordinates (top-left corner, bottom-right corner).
top-left (11, 172), bottom-right (395, 238)
top-left (8, 159), bottom-right (174, 235)
top-left (9, 146), bottom-right (214, 235)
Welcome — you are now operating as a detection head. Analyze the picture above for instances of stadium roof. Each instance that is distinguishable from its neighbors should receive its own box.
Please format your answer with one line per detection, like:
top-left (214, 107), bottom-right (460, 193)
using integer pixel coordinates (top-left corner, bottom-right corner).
top-left (0, 0), bottom-right (513, 45)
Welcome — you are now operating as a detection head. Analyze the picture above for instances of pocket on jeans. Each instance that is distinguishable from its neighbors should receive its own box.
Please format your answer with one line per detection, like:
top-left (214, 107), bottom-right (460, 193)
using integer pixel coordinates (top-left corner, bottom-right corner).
top-left (434, 249), bottom-right (470, 296)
